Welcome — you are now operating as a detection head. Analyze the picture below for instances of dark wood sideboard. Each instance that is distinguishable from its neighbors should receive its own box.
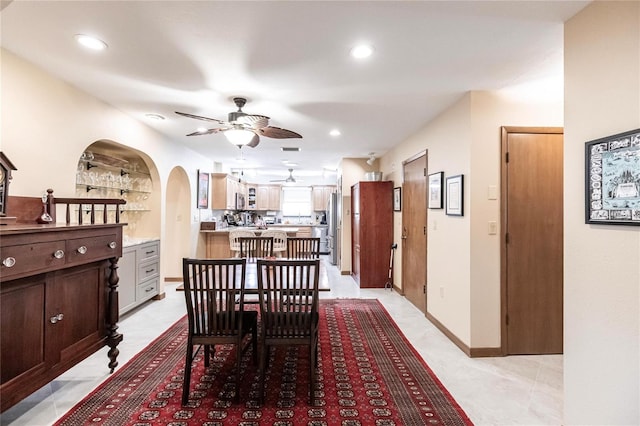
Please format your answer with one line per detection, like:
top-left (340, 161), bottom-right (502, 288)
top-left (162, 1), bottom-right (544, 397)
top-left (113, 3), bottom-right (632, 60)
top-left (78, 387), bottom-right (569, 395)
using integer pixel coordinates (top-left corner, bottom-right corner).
top-left (0, 192), bottom-right (125, 411)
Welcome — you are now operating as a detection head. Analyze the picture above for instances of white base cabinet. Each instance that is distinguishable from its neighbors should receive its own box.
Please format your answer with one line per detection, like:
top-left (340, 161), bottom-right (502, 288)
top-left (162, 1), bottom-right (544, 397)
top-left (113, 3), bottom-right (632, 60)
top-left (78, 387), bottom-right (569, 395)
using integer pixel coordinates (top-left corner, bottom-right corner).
top-left (119, 240), bottom-right (160, 315)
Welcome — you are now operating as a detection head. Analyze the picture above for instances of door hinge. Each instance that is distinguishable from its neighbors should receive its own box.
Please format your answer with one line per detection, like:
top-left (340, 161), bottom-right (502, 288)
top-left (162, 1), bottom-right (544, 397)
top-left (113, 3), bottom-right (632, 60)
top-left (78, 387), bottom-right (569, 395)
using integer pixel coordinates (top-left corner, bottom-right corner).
top-left (424, 168), bottom-right (427, 176)
top-left (505, 152), bottom-right (510, 163)
top-left (424, 226), bottom-right (426, 235)
top-left (423, 284), bottom-right (426, 294)
top-left (505, 232), bottom-right (510, 244)
top-left (505, 314), bottom-right (509, 325)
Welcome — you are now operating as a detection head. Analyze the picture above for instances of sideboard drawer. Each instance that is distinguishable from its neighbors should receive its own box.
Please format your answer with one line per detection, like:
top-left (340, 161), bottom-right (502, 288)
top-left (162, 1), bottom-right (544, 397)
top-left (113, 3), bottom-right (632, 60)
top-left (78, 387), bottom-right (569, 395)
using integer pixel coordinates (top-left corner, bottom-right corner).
top-left (1, 240), bottom-right (66, 280)
top-left (66, 233), bottom-right (120, 265)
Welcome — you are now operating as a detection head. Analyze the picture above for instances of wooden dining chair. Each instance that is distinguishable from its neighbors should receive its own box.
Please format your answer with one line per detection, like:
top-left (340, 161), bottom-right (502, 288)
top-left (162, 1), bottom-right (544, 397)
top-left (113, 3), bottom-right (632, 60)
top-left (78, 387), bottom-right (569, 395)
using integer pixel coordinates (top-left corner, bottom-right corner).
top-left (256, 258), bottom-right (321, 405)
top-left (239, 236), bottom-right (274, 262)
top-left (181, 258), bottom-right (258, 405)
top-left (286, 237), bottom-right (321, 259)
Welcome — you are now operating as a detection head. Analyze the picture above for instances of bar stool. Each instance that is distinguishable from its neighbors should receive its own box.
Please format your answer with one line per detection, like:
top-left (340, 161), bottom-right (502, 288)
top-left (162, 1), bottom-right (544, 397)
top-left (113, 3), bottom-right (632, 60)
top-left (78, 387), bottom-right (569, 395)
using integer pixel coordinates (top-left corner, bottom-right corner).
top-left (229, 229), bottom-right (256, 257)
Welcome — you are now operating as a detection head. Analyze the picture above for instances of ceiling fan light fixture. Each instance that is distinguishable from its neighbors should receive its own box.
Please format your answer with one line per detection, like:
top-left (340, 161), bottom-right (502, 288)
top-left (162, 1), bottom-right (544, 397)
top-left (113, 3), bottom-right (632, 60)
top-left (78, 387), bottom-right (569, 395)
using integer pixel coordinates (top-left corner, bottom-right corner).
top-left (224, 128), bottom-right (254, 146)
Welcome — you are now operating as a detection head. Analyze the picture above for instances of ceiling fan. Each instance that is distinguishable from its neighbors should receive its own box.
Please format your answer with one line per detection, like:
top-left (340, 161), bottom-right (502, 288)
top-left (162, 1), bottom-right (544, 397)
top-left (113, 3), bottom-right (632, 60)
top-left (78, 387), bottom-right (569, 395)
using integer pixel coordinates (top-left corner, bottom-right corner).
top-left (175, 97), bottom-right (302, 148)
top-left (271, 168), bottom-right (300, 183)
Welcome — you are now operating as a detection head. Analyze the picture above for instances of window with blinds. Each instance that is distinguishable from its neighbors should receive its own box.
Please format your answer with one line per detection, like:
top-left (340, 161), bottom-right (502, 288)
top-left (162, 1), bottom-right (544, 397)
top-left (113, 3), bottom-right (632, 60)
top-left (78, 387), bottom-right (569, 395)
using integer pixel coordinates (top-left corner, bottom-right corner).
top-left (281, 186), bottom-right (312, 217)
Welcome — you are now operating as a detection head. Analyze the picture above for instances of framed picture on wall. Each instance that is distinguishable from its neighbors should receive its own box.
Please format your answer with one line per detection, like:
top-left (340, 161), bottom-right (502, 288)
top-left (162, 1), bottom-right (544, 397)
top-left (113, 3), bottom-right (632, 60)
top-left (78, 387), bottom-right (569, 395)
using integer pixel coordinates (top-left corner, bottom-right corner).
top-left (197, 170), bottom-right (209, 209)
top-left (445, 174), bottom-right (464, 216)
top-left (428, 171), bottom-right (444, 209)
top-left (585, 128), bottom-right (640, 225)
top-left (393, 187), bottom-right (402, 211)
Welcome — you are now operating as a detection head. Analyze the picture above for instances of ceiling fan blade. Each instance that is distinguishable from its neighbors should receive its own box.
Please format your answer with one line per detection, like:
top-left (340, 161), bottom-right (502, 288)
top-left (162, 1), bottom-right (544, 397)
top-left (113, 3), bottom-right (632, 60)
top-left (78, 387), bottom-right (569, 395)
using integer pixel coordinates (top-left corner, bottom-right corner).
top-left (175, 111), bottom-right (227, 124)
top-left (185, 128), bottom-right (226, 136)
top-left (247, 134), bottom-right (260, 148)
top-left (258, 126), bottom-right (302, 139)
top-left (237, 114), bottom-right (269, 129)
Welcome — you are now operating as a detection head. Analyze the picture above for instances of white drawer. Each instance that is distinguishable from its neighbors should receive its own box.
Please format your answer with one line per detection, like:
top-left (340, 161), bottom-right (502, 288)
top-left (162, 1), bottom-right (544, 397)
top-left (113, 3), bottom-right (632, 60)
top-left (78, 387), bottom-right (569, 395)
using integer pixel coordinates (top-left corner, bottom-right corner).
top-left (138, 260), bottom-right (159, 281)
top-left (136, 277), bottom-right (158, 302)
top-left (137, 241), bottom-right (159, 263)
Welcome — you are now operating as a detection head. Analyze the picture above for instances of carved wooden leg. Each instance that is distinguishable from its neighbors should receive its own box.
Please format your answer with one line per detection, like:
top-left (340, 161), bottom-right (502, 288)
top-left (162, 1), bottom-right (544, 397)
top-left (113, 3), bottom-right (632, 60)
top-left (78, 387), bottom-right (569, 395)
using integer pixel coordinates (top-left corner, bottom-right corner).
top-left (107, 257), bottom-right (123, 373)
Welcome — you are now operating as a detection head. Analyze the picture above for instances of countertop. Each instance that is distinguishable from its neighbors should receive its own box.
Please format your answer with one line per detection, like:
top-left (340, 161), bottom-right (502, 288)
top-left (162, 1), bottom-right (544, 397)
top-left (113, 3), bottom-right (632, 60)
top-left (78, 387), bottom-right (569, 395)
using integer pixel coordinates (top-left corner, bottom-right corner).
top-left (200, 226), bottom-right (300, 234)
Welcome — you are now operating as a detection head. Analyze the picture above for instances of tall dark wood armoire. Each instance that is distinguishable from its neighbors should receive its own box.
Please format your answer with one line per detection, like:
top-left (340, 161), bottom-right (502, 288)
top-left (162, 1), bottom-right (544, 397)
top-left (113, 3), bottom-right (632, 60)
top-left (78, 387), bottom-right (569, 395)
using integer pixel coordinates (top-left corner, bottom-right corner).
top-left (351, 181), bottom-right (393, 288)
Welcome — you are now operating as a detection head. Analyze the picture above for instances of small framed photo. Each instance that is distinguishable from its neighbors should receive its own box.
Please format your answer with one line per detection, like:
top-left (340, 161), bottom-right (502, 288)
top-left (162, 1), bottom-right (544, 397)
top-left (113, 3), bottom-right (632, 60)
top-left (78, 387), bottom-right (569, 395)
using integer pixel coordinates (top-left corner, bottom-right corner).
top-left (445, 174), bottom-right (464, 216)
top-left (197, 170), bottom-right (209, 209)
top-left (585, 128), bottom-right (640, 225)
top-left (393, 187), bottom-right (402, 211)
top-left (428, 172), bottom-right (444, 209)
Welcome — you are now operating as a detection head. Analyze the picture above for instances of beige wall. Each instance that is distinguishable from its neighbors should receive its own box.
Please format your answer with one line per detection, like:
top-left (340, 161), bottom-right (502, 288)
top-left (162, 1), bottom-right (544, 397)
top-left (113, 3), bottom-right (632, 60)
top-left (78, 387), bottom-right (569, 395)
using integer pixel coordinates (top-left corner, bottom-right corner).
top-left (1, 49), bottom-right (214, 288)
top-left (380, 89), bottom-right (563, 348)
top-left (564, 2), bottom-right (640, 424)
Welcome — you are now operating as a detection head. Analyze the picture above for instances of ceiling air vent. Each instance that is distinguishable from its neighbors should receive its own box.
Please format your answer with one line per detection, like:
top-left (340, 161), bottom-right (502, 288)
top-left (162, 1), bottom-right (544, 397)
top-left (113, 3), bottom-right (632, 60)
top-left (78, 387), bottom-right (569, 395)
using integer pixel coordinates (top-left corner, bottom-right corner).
top-left (281, 147), bottom-right (300, 152)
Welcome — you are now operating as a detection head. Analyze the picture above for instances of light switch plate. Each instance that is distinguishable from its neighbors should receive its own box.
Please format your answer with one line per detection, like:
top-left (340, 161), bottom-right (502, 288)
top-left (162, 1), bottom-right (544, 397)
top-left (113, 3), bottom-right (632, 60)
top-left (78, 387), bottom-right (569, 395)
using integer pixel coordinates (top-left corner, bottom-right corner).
top-left (488, 185), bottom-right (498, 200)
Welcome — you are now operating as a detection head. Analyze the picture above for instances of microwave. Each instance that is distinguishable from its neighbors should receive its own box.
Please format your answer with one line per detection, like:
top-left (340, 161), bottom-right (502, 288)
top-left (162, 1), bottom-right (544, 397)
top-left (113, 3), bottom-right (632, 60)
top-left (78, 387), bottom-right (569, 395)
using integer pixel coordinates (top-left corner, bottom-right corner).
top-left (235, 193), bottom-right (246, 210)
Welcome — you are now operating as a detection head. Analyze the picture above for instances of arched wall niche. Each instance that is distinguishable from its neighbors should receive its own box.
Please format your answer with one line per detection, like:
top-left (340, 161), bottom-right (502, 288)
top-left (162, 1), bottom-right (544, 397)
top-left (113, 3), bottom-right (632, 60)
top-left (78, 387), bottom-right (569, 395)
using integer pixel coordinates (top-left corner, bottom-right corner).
top-left (75, 138), bottom-right (161, 242)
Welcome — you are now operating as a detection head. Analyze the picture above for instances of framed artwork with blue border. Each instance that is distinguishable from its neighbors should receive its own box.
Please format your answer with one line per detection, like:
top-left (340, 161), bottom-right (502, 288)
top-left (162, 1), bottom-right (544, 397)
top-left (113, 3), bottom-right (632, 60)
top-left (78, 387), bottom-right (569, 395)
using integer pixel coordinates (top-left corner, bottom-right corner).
top-left (585, 128), bottom-right (640, 225)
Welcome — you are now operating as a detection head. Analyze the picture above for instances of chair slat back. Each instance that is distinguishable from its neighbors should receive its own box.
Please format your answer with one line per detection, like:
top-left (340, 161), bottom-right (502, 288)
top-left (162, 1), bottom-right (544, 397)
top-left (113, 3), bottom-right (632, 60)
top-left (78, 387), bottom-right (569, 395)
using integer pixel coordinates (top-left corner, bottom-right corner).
top-left (229, 230), bottom-right (257, 253)
top-left (286, 237), bottom-right (321, 259)
top-left (182, 258), bottom-right (246, 337)
top-left (259, 230), bottom-right (288, 253)
top-left (239, 236), bottom-right (274, 262)
top-left (256, 259), bottom-right (320, 337)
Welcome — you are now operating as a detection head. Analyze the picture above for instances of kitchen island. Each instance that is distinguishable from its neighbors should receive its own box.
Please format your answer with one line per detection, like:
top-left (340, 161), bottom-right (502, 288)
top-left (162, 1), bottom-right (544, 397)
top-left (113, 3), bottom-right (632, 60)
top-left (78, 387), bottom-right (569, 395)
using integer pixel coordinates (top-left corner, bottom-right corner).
top-left (201, 227), bottom-right (299, 258)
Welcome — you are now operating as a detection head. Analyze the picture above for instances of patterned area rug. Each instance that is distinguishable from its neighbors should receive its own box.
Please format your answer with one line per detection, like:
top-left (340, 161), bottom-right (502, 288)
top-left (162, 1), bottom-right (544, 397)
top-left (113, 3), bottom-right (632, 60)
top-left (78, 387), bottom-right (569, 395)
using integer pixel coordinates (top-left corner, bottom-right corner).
top-left (56, 299), bottom-right (472, 425)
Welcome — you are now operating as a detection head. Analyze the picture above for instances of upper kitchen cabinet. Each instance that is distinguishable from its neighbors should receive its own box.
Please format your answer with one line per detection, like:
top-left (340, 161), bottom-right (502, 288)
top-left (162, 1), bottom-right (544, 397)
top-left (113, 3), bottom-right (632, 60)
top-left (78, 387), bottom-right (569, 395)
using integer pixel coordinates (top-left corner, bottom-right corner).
top-left (256, 185), bottom-right (281, 211)
top-left (312, 185), bottom-right (336, 211)
top-left (211, 173), bottom-right (247, 210)
top-left (74, 140), bottom-right (160, 241)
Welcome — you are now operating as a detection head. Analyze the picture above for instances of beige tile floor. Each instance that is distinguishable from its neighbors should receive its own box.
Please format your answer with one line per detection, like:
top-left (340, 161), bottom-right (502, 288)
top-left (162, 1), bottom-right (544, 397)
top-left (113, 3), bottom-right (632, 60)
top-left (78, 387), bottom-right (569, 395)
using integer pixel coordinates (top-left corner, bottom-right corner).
top-left (1, 259), bottom-right (562, 425)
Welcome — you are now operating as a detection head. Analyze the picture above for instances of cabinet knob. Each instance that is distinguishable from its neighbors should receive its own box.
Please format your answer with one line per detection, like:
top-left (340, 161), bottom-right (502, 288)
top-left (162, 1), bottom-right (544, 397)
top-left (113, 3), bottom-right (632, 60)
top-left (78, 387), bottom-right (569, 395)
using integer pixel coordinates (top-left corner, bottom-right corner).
top-left (2, 257), bottom-right (16, 268)
top-left (50, 313), bottom-right (64, 324)
top-left (53, 250), bottom-right (65, 259)
top-left (77, 246), bottom-right (88, 255)
top-left (108, 241), bottom-right (117, 249)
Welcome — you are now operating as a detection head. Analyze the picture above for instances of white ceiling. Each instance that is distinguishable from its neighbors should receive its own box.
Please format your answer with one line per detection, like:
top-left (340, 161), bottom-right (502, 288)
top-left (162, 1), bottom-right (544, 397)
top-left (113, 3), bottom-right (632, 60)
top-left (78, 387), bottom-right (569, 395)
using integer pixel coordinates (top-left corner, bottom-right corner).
top-left (1, 0), bottom-right (589, 185)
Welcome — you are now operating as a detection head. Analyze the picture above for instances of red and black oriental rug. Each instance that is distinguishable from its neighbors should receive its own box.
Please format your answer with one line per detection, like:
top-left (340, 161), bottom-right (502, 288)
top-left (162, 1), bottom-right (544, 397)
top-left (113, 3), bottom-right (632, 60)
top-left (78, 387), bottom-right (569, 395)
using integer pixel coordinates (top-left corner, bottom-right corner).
top-left (56, 299), bottom-right (472, 425)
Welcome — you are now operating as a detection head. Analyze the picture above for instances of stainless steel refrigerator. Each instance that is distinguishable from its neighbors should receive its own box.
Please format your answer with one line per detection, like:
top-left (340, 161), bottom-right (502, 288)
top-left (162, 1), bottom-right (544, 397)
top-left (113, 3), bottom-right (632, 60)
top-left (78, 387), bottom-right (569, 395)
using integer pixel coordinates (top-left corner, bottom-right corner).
top-left (327, 192), bottom-right (338, 265)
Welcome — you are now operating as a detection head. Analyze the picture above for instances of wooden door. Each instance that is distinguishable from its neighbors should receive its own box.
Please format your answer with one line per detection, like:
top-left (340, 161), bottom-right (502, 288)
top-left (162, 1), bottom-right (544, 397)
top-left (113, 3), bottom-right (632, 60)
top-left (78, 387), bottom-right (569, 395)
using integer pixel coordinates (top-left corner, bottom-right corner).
top-left (351, 184), bottom-right (361, 284)
top-left (402, 153), bottom-right (427, 312)
top-left (501, 127), bottom-right (563, 354)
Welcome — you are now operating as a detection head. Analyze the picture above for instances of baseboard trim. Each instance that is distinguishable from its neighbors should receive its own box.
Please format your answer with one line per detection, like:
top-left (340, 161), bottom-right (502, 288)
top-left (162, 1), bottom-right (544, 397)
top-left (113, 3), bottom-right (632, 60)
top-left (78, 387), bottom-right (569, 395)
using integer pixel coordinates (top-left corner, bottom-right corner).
top-left (341, 270), bottom-right (350, 275)
top-left (425, 312), bottom-right (503, 358)
top-left (164, 277), bottom-right (182, 282)
top-left (152, 292), bottom-right (166, 301)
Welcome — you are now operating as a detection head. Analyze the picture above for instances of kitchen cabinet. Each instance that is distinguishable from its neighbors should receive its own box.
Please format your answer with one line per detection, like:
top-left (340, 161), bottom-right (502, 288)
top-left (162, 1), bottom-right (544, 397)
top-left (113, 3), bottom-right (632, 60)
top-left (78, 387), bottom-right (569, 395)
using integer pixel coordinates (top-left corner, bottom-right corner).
top-left (312, 185), bottom-right (336, 211)
top-left (257, 185), bottom-right (281, 210)
top-left (0, 223), bottom-right (123, 411)
top-left (211, 173), bottom-right (242, 210)
top-left (119, 240), bottom-right (160, 315)
top-left (351, 181), bottom-right (393, 288)
top-left (247, 187), bottom-right (257, 210)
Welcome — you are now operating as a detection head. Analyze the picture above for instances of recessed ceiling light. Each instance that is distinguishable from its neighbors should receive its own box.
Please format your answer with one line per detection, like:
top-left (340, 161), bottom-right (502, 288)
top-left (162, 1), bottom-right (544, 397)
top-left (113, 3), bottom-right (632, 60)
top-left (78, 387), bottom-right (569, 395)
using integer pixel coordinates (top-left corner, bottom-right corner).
top-left (145, 113), bottom-right (165, 121)
top-left (350, 44), bottom-right (374, 59)
top-left (74, 34), bottom-right (108, 51)
top-left (329, 129), bottom-right (341, 137)
top-left (196, 127), bottom-right (208, 133)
